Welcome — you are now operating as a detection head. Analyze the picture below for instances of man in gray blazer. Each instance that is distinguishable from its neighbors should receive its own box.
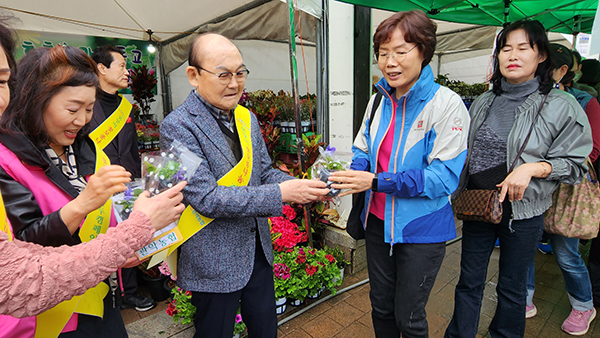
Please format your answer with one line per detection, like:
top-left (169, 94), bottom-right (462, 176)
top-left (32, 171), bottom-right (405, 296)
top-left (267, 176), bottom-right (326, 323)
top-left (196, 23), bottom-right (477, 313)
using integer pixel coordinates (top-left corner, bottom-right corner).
top-left (160, 33), bottom-right (329, 338)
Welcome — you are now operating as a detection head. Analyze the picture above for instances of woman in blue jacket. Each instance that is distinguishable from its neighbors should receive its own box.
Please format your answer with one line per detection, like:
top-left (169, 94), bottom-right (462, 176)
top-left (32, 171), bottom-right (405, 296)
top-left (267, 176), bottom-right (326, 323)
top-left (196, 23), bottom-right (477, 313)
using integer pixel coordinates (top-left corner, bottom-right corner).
top-left (331, 10), bottom-right (469, 338)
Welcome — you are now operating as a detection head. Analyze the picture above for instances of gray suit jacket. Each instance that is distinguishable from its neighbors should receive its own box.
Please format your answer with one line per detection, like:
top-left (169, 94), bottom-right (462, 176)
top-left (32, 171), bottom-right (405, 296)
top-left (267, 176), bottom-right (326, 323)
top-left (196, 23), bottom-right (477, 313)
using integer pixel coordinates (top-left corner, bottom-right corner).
top-left (160, 90), bottom-right (292, 293)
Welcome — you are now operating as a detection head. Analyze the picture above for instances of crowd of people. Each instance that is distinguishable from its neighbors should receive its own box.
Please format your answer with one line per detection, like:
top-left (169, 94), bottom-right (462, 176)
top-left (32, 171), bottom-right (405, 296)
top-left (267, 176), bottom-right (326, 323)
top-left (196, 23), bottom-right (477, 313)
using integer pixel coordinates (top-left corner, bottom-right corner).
top-left (0, 7), bottom-right (600, 338)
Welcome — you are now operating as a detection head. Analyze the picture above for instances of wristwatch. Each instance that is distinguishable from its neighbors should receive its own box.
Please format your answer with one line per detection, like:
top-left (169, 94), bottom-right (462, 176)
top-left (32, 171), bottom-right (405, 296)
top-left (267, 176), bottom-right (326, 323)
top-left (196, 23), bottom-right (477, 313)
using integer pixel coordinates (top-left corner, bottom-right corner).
top-left (372, 173), bottom-right (378, 192)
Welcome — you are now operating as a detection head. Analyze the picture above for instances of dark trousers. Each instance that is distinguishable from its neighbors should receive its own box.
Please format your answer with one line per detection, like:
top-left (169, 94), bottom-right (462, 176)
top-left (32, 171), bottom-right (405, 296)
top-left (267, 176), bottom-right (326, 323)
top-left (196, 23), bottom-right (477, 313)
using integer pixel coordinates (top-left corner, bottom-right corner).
top-left (191, 235), bottom-right (277, 338)
top-left (365, 214), bottom-right (446, 338)
top-left (121, 267), bottom-right (137, 298)
top-left (445, 214), bottom-right (543, 338)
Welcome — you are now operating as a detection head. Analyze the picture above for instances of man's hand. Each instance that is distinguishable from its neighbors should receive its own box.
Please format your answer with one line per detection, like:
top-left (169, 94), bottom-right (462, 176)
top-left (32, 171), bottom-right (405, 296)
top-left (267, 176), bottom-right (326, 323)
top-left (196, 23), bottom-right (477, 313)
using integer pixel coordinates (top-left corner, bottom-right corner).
top-left (279, 179), bottom-right (329, 204)
top-left (329, 170), bottom-right (375, 197)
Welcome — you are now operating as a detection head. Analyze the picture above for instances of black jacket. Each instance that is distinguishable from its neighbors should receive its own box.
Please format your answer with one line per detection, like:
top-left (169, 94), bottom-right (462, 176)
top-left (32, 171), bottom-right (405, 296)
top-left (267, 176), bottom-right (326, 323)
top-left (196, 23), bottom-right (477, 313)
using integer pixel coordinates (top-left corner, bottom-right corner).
top-left (0, 132), bottom-right (96, 247)
top-left (90, 96), bottom-right (141, 178)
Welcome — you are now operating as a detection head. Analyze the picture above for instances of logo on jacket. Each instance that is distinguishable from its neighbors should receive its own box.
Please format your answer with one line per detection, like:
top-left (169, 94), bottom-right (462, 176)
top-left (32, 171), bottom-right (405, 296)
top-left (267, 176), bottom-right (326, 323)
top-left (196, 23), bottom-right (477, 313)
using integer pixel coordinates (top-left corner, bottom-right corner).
top-left (413, 120), bottom-right (425, 132)
top-left (452, 117), bottom-right (463, 131)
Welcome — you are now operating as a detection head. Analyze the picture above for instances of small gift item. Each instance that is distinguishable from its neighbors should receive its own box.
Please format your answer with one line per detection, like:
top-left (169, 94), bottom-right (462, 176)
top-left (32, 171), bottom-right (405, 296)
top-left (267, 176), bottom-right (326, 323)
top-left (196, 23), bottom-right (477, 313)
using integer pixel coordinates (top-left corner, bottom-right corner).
top-left (310, 146), bottom-right (352, 199)
top-left (145, 140), bottom-right (202, 196)
top-left (111, 180), bottom-right (144, 223)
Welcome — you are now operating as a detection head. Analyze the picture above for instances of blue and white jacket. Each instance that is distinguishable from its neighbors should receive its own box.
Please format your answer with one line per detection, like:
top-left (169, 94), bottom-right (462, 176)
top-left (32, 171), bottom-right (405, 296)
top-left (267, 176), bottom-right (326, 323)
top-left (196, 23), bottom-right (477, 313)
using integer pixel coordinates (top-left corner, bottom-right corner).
top-left (351, 65), bottom-right (470, 245)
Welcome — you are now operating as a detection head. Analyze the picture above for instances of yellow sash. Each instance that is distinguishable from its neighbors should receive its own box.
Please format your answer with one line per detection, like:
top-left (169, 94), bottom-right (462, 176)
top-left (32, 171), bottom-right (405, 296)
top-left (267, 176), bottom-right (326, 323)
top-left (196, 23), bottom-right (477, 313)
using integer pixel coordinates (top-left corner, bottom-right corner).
top-left (0, 190), bottom-right (12, 242)
top-left (35, 96), bottom-right (131, 338)
top-left (147, 105), bottom-right (254, 274)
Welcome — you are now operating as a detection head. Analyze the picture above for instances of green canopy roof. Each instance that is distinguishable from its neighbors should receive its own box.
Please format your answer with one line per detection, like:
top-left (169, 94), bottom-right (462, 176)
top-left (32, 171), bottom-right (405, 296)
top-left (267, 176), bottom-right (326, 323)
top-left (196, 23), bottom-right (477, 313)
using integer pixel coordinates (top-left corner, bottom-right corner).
top-left (337, 0), bottom-right (598, 34)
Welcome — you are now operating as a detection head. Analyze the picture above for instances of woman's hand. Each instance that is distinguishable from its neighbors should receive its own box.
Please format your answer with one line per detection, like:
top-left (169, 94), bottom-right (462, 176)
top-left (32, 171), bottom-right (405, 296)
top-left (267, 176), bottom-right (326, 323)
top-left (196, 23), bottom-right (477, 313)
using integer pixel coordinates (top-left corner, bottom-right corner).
top-left (60, 165), bottom-right (131, 234)
top-left (77, 165), bottom-right (131, 214)
top-left (329, 170), bottom-right (375, 197)
top-left (497, 162), bottom-right (550, 202)
top-left (133, 181), bottom-right (187, 231)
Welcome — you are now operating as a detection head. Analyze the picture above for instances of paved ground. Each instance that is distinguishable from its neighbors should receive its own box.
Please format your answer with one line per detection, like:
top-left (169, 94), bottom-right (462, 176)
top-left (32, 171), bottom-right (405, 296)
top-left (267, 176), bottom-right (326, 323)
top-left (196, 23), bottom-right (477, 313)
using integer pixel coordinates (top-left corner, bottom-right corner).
top-left (123, 225), bottom-right (600, 337)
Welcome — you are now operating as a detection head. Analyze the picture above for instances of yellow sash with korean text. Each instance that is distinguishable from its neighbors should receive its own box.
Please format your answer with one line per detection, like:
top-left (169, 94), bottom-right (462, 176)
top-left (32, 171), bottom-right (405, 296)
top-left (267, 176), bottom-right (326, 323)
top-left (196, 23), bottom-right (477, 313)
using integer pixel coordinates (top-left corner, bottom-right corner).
top-left (147, 105), bottom-right (253, 274)
top-left (34, 96), bottom-right (131, 338)
top-left (0, 189), bottom-right (13, 241)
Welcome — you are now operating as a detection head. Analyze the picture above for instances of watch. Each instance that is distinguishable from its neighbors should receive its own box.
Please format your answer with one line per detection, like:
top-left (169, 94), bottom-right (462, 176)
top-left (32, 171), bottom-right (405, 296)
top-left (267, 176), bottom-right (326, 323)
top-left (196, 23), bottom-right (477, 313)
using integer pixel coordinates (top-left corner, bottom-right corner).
top-left (372, 173), bottom-right (378, 192)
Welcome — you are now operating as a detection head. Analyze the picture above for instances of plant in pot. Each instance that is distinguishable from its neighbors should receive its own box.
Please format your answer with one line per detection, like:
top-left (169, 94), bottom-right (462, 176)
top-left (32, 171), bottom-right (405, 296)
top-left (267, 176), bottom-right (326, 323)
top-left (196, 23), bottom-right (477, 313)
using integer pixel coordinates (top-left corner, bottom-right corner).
top-left (270, 205), bottom-right (308, 253)
top-left (166, 287), bottom-right (196, 325)
top-left (324, 245), bottom-right (349, 282)
top-left (129, 65), bottom-right (157, 118)
top-left (273, 256), bottom-right (291, 314)
top-left (303, 246), bottom-right (342, 299)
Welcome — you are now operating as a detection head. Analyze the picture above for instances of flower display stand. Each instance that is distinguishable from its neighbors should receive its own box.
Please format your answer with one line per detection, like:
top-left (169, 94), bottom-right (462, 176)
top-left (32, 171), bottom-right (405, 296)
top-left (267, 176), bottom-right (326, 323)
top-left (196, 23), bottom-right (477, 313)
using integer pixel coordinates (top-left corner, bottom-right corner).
top-left (323, 226), bottom-right (367, 275)
top-left (288, 299), bottom-right (302, 307)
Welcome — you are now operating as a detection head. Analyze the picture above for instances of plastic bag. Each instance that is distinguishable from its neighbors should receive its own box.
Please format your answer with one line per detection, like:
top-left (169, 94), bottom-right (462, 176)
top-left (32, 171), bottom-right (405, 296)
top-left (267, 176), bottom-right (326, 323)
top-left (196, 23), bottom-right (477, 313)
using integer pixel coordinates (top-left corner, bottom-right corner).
top-left (310, 146), bottom-right (352, 199)
top-left (145, 140), bottom-right (202, 196)
top-left (111, 180), bottom-right (144, 223)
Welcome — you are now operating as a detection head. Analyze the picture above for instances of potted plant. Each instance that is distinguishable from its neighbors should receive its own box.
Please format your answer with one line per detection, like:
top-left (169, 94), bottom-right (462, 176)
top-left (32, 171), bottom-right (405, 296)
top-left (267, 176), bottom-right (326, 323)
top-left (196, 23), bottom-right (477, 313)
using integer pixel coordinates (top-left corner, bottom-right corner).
top-left (324, 246), bottom-right (349, 282)
top-left (138, 261), bottom-right (171, 301)
top-left (270, 205), bottom-right (308, 253)
top-left (166, 287), bottom-right (196, 325)
top-left (129, 65), bottom-right (157, 118)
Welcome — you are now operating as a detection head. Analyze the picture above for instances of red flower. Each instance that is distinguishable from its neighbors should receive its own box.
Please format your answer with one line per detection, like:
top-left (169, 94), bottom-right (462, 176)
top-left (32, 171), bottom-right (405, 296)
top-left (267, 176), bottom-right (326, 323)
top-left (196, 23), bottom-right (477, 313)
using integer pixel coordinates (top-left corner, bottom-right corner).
top-left (282, 205), bottom-right (296, 220)
top-left (165, 302), bottom-right (178, 317)
top-left (325, 254), bottom-right (336, 264)
top-left (305, 265), bottom-right (318, 276)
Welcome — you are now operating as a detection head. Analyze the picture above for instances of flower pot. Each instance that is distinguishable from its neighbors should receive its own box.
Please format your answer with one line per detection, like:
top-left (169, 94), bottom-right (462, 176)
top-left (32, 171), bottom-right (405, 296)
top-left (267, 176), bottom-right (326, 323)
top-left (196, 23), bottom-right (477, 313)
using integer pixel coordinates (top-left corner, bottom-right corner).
top-left (275, 297), bottom-right (287, 315)
top-left (307, 285), bottom-right (325, 299)
top-left (301, 120), bottom-right (311, 133)
top-left (333, 267), bottom-right (344, 285)
top-left (232, 334), bottom-right (240, 338)
top-left (141, 274), bottom-right (170, 302)
top-left (288, 298), bottom-right (302, 307)
top-left (163, 278), bottom-right (176, 295)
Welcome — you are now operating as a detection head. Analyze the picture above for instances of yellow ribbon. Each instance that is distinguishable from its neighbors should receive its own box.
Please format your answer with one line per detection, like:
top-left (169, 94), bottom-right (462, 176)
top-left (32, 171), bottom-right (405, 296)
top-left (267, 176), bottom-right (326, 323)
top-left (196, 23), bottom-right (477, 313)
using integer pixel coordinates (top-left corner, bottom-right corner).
top-left (35, 96), bottom-right (131, 338)
top-left (0, 189), bottom-right (13, 242)
top-left (147, 105), bottom-right (254, 272)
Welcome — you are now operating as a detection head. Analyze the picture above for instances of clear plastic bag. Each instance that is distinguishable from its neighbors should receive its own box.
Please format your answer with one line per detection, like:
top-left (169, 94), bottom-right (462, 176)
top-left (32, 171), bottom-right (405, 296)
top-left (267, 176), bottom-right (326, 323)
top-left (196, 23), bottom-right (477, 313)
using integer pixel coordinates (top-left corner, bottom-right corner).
top-left (310, 146), bottom-right (352, 199)
top-left (144, 140), bottom-right (202, 196)
top-left (111, 179), bottom-right (144, 223)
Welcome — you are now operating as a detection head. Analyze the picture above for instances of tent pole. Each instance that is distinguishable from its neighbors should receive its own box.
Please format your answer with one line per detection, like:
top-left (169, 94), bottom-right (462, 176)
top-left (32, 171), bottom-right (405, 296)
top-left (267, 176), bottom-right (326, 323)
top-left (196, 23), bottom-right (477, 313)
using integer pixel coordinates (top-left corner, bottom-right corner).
top-left (157, 44), bottom-right (172, 117)
top-left (287, 0), bottom-right (313, 247)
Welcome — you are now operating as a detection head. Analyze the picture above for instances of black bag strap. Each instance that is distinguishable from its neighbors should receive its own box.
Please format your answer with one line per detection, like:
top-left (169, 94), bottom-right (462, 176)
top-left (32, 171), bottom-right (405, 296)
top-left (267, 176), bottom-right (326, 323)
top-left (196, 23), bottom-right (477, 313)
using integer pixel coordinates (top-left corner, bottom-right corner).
top-left (508, 94), bottom-right (548, 173)
top-left (368, 92), bottom-right (383, 136)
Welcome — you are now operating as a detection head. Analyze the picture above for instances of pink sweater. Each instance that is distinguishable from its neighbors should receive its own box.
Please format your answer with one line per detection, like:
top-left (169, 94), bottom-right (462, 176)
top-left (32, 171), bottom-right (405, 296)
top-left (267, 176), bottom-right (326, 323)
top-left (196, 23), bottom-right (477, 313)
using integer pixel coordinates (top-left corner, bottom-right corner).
top-left (0, 211), bottom-right (153, 318)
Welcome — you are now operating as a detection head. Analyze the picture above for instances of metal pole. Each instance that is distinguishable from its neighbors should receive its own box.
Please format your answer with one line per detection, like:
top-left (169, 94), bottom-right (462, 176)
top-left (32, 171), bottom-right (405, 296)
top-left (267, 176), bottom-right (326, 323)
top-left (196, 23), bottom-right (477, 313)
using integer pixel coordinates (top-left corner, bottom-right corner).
top-left (287, 0), bottom-right (313, 247)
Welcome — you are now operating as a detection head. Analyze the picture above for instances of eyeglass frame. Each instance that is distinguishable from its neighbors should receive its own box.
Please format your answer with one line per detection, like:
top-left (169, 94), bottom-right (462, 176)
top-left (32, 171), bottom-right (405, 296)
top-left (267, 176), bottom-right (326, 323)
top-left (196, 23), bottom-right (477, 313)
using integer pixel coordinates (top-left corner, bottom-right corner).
top-left (374, 44), bottom-right (418, 63)
top-left (192, 65), bottom-right (250, 84)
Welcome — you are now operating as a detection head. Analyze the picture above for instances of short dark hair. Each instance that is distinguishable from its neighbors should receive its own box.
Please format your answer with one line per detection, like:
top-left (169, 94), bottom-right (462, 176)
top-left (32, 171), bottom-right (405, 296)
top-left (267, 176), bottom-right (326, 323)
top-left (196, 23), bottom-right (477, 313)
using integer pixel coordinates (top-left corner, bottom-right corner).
top-left (91, 45), bottom-right (122, 68)
top-left (490, 20), bottom-right (553, 95)
top-left (579, 59), bottom-right (600, 86)
top-left (0, 45), bottom-right (99, 147)
top-left (373, 10), bottom-right (437, 69)
top-left (188, 34), bottom-right (202, 67)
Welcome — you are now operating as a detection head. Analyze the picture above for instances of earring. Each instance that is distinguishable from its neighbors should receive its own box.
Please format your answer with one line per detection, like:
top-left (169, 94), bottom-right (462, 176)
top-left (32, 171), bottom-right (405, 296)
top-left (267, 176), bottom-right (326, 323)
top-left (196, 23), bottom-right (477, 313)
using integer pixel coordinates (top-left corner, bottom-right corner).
top-left (555, 82), bottom-right (560, 89)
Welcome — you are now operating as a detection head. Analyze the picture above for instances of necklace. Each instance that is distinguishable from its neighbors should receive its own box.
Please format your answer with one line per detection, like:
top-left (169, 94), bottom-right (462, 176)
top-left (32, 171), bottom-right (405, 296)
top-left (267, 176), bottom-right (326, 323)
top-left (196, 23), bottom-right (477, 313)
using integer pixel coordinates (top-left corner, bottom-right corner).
top-left (57, 147), bottom-right (67, 158)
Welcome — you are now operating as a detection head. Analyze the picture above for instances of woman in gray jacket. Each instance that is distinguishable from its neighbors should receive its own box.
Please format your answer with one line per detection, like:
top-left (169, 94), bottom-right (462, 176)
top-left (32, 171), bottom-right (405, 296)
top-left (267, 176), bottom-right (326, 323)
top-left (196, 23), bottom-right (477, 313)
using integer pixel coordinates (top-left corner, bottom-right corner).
top-left (445, 20), bottom-right (592, 338)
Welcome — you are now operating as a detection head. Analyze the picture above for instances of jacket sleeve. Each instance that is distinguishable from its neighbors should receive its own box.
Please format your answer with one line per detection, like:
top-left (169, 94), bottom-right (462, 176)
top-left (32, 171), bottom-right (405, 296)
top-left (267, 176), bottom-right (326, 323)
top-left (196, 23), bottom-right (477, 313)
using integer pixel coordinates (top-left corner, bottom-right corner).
top-left (351, 94), bottom-right (378, 172)
top-left (0, 211), bottom-right (153, 318)
top-left (0, 167), bottom-right (77, 247)
top-left (584, 98), bottom-right (600, 163)
top-left (377, 92), bottom-right (470, 199)
top-left (160, 112), bottom-right (285, 219)
top-left (544, 95), bottom-right (592, 184)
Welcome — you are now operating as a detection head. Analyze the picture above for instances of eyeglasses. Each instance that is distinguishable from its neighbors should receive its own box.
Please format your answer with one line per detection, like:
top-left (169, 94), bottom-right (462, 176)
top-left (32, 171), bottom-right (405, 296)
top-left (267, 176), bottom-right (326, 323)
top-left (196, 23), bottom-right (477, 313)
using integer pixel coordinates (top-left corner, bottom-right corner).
top-left (194, 66), bottom-right (250, 84)
top-left (375, 45), bottom-right (418, 63)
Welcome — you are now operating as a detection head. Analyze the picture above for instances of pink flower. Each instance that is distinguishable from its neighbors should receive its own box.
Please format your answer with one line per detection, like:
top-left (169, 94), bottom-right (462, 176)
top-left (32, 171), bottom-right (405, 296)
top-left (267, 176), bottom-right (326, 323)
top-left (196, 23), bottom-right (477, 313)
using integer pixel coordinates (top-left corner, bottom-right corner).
top-left (273, 263), bottom-right (291, 280)
top-left (235, 314), bottom-right (243, 323)
top-left (282, 205), bottom-right (296, 220)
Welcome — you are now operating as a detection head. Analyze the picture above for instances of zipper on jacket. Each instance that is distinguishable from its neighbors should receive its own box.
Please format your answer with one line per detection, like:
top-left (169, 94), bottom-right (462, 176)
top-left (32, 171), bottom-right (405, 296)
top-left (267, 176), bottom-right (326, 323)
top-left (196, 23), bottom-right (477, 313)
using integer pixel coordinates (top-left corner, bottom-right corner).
top-left (366, 85), bottom-right (396, 234)
top-left (390, 97), bottom-right (407, 244)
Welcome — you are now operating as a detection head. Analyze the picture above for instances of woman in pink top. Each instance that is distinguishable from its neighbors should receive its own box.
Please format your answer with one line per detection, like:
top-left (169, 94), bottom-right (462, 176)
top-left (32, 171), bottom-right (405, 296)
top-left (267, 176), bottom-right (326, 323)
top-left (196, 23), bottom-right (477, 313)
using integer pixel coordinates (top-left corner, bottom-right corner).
top-left (0, 20), bottom-right (185, 321)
